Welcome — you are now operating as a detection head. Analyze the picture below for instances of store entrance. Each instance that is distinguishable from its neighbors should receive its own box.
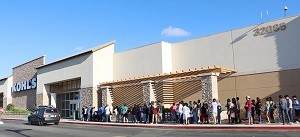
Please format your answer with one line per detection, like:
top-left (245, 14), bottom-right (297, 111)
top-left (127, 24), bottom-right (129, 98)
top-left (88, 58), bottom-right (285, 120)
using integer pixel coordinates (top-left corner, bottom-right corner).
top-left (61, 91), bottom-right (81, 119)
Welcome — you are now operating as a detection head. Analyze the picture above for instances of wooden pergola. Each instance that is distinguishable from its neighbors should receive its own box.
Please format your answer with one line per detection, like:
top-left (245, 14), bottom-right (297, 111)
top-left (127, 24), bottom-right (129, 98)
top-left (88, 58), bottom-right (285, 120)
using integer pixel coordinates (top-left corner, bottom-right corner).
top-left (100, 66), bottom-right (236, 86)
top-left (98, 66), bottom-right (236, 107)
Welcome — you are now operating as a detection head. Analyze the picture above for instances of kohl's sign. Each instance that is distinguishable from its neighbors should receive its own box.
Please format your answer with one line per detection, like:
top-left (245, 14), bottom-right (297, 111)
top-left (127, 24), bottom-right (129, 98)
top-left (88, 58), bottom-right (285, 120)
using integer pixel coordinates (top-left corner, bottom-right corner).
top-left (12, 78), bottom-right (37, 92)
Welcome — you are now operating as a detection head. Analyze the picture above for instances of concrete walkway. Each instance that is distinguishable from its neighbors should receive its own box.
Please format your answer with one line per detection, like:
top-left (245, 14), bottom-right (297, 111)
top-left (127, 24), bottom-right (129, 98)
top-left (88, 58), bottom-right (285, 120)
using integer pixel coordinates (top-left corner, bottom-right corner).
top-left (57, 119), bottom-right (300, 130)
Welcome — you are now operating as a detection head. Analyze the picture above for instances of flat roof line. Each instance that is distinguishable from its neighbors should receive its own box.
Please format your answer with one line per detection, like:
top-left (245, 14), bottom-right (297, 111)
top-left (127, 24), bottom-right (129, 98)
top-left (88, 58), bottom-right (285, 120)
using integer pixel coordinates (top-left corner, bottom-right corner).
top-left (37, 40), bottom-right (115, 69)
top-left (12, 55), bottom-right (46, 69)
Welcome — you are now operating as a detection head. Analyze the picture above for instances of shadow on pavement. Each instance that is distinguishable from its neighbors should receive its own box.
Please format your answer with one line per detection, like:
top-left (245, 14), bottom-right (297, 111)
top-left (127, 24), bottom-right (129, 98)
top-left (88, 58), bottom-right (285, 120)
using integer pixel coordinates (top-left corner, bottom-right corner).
top-left (5, 129), bottom-right (32, 137)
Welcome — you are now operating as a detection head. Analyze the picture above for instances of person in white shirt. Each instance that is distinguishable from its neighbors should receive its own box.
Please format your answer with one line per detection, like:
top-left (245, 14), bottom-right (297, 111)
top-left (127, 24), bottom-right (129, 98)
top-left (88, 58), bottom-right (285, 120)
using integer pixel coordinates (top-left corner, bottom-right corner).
top-left (105, 104), bottom-right (113, 122)
top-left (211, 98), bottom-right (218, 125)
top-left (182, 103), bottom-right (190, 125)
top-left (178, 102), bottom-right (183, 124)
top-left (285, 95), bottom-right (293, 123)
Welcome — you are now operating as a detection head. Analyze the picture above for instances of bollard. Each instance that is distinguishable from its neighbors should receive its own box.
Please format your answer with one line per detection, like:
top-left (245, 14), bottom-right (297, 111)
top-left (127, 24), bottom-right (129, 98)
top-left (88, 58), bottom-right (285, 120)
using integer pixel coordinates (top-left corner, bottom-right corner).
top-left (73, 110), bottom-right (76, 121)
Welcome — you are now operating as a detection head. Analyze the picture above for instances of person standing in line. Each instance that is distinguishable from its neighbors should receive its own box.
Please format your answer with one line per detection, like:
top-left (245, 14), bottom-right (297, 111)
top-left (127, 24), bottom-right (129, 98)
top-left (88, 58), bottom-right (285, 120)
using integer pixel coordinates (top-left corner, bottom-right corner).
top-left (279, 95), bottom-right (291, 125)
top-left (143, 104), bottom-right (149, 124)
top-left (269, 97), bottom-right (276, 123)
top-left (98, 105), bottom-right (105, 122)
top-left (245, 96), bottom-right (253, 125)
top-left (211, 98), bottom-right (218, 125)
top-left (251, 99), bottom-right (256, 124)
top-left (83, 106), bottom-right (88, 121)
top-left (285, 95), bottom-right (293, 123)
top-left (200, 103), bottom-right (207, 124)
top-left (132, 104), bottom-right (139, 124)
top-left (182, 103), bottom-right (190, 125)
top-left (225, 98), bottom-right (232, 124)
top-left (255, 97), bottom-right (262, 124)
top-left (157, 101), bottom-right (164, 124)
top-left (87, 104), bottom-right (92, 121)
top-left (217, 100), bottom-right (222, 124)
top-left (170, 103), bottom-right (177, 123)
top-left (236, 97), bottom-right (241, 123)
top-left (120, 103), bottom-right (129, 123)
top-left (197, 100), bottom-right (201, 123)
top-left (192, 101), bottom-right (198, 124)
top-left (292, 96), bottom-right (300, 123)
top-left (105, 104), bottom-right (113, 122)
top-left (230, 98), bottom-right (237, 124)
top-left (151, 102), bottom-right (159, 124)
top-left (114, 106), bottom-right (119, 123)
top-left (265, 98), bottom-right (271, 123)
top-left (148, 102), bottom-right (153, 124)
top-left (178, 102), bottom-right (183, 124)
top-left (81, 106), bottom-right (85, 121)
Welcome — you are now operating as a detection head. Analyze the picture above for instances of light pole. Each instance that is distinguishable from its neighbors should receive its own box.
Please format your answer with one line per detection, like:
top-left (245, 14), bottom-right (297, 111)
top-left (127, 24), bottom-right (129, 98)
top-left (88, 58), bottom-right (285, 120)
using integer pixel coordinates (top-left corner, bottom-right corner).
top-left (284, 6), bottom-right (288, 17)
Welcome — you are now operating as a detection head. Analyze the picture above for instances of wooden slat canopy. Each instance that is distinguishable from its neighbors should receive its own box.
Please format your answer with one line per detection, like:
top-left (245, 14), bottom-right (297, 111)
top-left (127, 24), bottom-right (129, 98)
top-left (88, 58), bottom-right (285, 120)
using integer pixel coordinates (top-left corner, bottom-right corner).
top-left (100, 66), bottom-right (236, 86)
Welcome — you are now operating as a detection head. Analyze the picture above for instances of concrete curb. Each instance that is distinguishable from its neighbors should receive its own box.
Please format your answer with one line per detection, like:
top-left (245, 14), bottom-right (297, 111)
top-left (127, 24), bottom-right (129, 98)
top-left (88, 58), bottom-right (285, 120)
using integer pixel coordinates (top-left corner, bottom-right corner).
top-left (59, 121), bottom-right (300, 131)
top-left (3, 118), bottom-right (300, 130)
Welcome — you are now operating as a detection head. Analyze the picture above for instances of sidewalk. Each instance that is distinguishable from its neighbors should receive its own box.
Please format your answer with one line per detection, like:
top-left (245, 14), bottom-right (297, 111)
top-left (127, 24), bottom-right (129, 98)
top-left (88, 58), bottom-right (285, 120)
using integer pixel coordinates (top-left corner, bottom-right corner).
top-left (57, 119), bottom-right (300, 130)
top-left (3, 117), bottom-right (300, 130)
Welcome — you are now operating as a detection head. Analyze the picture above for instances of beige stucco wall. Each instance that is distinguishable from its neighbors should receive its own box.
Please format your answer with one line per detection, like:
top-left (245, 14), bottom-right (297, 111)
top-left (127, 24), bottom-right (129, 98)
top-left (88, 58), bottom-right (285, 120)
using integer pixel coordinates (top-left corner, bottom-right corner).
top-left (218, 68), bottom-right (300, 107)
top-left (172, 31), bottom-right (234, 71)
top-left (171, 15), bottom-right (300, 76)
top-left (113, 41), bottom-right (173, 80)
top-left (93, 44), bottom-right (114, 85)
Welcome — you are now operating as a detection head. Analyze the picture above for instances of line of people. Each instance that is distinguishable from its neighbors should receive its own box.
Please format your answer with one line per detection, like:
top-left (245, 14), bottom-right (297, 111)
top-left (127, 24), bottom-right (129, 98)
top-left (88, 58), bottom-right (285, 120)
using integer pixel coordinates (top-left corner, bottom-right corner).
top-left (80, 95), bottom-right (300, 125)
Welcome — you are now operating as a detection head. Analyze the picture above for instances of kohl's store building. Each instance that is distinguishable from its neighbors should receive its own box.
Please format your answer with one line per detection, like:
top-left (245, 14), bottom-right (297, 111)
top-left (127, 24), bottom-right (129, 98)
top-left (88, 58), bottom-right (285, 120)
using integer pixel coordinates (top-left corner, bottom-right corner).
top-left (0, 42), bottom-right (114, 119)
top-left (0, 15), bottom-right (300, 119)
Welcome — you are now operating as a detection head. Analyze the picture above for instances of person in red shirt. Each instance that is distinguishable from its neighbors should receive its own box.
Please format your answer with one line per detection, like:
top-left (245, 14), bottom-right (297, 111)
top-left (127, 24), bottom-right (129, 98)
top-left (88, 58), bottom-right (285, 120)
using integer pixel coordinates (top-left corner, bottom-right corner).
top-left (245, 96), bottom-right (253, 125)
top-left (151, 103), bottom-right (159, 124)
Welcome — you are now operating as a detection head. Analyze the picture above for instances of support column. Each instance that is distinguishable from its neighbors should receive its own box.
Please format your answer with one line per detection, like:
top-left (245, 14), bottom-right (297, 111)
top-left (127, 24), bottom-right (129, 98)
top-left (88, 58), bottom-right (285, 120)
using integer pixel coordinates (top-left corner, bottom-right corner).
top-left (50, 93), bottom-right (57, 108)
top-left (100, 86), bottom-right (113, 107)
top-left (199, 72), bottom-right (219, 104)
top-left (141, 80), bottom-right (156, 105)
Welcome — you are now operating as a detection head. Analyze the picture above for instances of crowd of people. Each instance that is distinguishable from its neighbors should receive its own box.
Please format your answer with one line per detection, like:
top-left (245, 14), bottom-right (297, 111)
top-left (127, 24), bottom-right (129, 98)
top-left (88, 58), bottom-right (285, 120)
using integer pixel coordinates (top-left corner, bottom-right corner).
top-left (80, 95), bottom-right (300, 125)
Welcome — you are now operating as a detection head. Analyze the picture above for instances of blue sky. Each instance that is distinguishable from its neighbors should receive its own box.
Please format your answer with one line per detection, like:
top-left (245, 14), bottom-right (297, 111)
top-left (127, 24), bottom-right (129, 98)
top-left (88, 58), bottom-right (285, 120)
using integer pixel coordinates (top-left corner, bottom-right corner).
top-left (0, 0), bottom-right (299, 78)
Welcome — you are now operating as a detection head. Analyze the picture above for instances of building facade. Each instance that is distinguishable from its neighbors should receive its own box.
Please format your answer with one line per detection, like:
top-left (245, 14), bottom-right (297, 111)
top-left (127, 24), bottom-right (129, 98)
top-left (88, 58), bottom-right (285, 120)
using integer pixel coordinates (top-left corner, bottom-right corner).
top-left (0, 15), bottom-right (300, 118)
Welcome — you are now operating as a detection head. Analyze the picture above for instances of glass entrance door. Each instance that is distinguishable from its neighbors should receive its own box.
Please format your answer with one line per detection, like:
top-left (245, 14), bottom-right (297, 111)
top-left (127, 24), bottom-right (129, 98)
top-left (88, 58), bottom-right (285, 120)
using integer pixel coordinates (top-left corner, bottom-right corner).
top-left (61, 91), bottom-right (81, 119)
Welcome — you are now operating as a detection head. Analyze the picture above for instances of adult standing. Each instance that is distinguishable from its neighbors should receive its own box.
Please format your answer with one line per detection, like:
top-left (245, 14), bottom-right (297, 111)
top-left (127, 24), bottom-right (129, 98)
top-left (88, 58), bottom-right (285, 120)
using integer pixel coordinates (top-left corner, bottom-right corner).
top-left (197, 100), bottom-right (201, 123)
top-left (182, 103), bottom-right (190, 125)
top-left (211, 98), bottom-right (218, 125)
top-left (151, 103), bottom-right (159, 124)
top-left (192, 101), bottom-right (198, 124)
top-left (285, 95), bottom-right (293, 123)
top-left (255, 97), bottom-right (262, 124)
top-left (105, 104), bottom-right (113, 122)
top-left (120, 103), bottom-right (129, 123)
top-left (265, 98), bottom-right (271, 123)
top-left (87, 104), bottom-right (92, 121)
top-left (178, 102), bottom-right (183, 124)
top-left (245, 96), bottom-right (253, 125)
top-left (84, 106), bottom-right (88, 121)
top-left (217, 100), bottom-right (222, 124)
top-left (225, 98), bottom-right (232, 124)
top-left (143, 104), bottom-right (149, 124)
top-left (292, 96), bottom-right (300, 123)
top-left (279, 95), bottom-right (291, 125)
top-left (269, 97), bottom-right (276, 123)
top-left (236, 97), bottom-right (241, 123)
top-left (170, 103), bottom-right (177, 123)
top-left (132, 104), bottom-right (139, 124)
